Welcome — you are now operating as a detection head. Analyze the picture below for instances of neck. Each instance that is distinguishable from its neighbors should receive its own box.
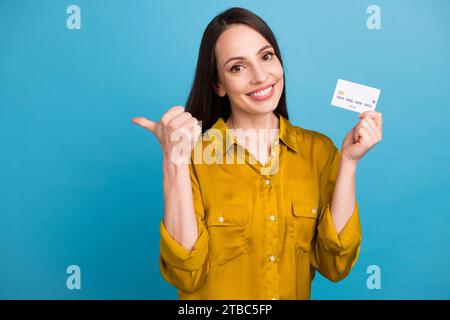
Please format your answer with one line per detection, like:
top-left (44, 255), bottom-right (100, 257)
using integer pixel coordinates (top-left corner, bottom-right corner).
top-left (226, 110), bottom-right (280, 165)
top-left (226, 111), bottom-right (279, 131)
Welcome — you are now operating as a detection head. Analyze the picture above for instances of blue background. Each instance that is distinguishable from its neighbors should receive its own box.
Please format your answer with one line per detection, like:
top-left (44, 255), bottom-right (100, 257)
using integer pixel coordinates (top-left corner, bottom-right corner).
top-left (1, 0), bottom-right (449, 299)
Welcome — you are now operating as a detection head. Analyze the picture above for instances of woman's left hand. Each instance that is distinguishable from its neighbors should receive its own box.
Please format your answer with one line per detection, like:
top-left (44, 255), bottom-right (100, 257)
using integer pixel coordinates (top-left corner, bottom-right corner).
top-left (341, 111), bottom-right (383, 166)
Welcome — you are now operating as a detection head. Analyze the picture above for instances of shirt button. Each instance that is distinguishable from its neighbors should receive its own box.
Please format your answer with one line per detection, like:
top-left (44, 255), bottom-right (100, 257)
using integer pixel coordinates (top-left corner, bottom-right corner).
top-left (269, 215), bottom-right (276, 221)
top-left (265, 179), bottom-right (270, 185)
top-left (269, 255), bottom-right (276, 262)
top-left (218, 216), bottom-right (224, 223)
top-left (312, 208), bottom-right (317, 214)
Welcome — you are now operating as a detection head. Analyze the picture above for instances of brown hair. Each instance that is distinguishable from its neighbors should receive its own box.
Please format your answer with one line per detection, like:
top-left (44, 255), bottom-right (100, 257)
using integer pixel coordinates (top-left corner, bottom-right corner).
top-left (186, 7), bottom-right (289, 132)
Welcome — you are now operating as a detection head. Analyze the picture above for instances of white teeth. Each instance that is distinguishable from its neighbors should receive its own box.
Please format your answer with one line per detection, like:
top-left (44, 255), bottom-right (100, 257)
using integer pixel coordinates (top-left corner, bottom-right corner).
top-left (249, 85), bottom-right (273, 97)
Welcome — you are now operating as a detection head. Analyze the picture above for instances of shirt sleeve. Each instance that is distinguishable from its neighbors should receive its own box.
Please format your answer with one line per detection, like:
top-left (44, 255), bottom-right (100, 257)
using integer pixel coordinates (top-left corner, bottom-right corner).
top-left (310, 141), bottom-right (363, 282)
top-left (159, 162), bottom-right (210, 293)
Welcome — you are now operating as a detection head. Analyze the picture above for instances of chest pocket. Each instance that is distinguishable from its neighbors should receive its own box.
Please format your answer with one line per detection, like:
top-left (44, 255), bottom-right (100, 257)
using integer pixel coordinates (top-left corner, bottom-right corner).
top-left (205, 204), bottom-right (249, 267)
top-left (292, 197), bottom-right (319, 253)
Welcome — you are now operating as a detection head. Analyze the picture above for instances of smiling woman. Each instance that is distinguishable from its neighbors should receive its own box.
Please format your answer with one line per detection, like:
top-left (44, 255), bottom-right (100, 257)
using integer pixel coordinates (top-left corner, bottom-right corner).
top-left (132, 6), bottom-right (382, 300)
top-left (185, 8), bottom-right (288, 133)
top-left (213, 26), bottom-right (282, 112)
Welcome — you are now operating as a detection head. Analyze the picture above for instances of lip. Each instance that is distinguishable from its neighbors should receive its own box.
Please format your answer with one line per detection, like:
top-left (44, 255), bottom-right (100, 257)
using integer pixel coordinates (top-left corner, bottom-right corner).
top-left (246, 82), bottom-right (276, 101)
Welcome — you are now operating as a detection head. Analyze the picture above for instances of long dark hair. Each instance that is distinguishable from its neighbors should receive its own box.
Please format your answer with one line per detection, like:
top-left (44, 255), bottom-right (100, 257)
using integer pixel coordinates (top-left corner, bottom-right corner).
top-left (186, 7), bottom-right (289, 132)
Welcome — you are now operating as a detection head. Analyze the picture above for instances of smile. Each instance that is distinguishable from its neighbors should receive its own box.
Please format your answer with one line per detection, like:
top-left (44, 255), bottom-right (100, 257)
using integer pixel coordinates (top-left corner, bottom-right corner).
top-left (246, 83), bottom-right (275, 100)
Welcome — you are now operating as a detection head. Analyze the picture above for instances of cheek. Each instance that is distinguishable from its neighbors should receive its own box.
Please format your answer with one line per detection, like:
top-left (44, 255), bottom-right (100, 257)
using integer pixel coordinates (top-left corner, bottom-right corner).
top-left (225, 76), bottom-right (250, 96)
top-left (272, 61), bottom-right (284, 79)
top-left (277, 74), bottom-right (284, 91)
top-left (272, 63), bottom-right (284, 95)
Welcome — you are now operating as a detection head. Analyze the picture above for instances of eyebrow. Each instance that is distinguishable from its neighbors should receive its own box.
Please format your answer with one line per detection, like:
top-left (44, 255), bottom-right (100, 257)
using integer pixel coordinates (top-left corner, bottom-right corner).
top-left (223, 44), bottom-right (274, 68)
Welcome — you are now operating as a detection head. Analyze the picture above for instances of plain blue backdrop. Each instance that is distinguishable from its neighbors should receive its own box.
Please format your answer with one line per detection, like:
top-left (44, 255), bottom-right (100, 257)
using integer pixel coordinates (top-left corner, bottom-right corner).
top-left (0, 0), bottom-right (449, 299)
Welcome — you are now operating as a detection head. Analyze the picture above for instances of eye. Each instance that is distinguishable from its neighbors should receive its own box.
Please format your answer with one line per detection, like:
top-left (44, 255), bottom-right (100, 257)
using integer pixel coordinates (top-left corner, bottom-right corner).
top-left (262, 52), bottom-right (274, 61)
top-left (230, 65), bottom-right (244, 73)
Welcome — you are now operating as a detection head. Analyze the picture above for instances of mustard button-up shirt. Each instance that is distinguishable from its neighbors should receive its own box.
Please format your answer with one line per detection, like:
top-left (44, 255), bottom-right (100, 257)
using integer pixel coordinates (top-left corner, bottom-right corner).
top-left (159, 115), bottom-right (362, 300)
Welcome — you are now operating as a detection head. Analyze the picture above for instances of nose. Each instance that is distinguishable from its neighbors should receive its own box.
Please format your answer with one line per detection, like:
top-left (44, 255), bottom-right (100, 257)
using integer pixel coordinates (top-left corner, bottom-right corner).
top-left (251, 63), bottom-right (268, 84)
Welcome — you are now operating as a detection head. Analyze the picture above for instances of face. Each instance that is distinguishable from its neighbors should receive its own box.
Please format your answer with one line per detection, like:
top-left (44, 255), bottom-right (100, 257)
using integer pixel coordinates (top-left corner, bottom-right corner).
top-left (214, 24), bottom-right (284, 116)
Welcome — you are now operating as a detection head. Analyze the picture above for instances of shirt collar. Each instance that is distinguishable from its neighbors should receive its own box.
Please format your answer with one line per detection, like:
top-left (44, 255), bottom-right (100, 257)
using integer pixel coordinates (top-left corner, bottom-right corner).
top-left (205, 114), bottom-right (299, 153)
top-left (279, 114), bottom-right (299, 152)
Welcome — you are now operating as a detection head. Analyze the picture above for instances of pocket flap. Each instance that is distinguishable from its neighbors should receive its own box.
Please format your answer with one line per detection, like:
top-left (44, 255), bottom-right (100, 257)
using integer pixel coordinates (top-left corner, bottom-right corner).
top-left (206, 204), bottom-right (249, 226)
top-left (292, 197), bottom-right (319, 219)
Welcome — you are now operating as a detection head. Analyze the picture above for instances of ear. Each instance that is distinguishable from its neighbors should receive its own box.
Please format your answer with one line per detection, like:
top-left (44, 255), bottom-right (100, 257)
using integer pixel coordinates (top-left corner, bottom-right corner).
top-left (213, 82), bottom-right (226, 97)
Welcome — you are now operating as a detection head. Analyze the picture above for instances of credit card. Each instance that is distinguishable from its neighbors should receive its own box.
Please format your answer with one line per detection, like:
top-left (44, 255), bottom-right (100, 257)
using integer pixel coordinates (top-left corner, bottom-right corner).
top-left (331, 79), bottom-right (381, 113)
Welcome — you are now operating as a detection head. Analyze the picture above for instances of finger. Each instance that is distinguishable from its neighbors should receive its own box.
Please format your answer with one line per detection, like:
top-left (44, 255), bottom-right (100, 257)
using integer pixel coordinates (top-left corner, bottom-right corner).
top-left (373, 112), bottom-right (382, 133)
top-left (359, 111), bottom-right (382, 133)
top-left (358, 110), bottom-right (377, 118)
top-left (360, 117), bottom-right (381, 141)
top-left (355, 126), bottom-right (374, 146)
top-left (188, 122), bottom-right (202, 149)
top-left (353, 124), bottom-right (361, 143)
top-left (132, 117), bottom-right (157, 133)
top-left (169, 112), bottom-right (192, 130)
top-left (194, 120), bottom-right (202, 137)
top-left (191, 120), bottom-right (202, 141)
top-left (161, 106), bottom-right (185, 126)
top-left (177, 117), bottom-right (199, 138)
top-left (170, 125), bottom-right (192, 149)
top-left (353, 124), bottom-right (367, 145)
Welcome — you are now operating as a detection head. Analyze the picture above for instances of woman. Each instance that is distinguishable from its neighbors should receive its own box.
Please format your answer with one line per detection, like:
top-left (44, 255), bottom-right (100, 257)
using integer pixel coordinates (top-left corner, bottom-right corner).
top-left (132, 7), bottom-right (382, 300)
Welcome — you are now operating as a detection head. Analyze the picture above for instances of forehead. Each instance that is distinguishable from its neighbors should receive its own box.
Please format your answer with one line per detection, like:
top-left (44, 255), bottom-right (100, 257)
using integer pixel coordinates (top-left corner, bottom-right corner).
top-left (215, 24), bottom-right (270, 62)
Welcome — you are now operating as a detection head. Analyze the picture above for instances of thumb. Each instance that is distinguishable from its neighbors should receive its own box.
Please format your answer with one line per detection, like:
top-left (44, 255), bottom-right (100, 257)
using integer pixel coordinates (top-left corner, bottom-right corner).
top-left (132, 117), bottom-right (157, 133)
top-left (343, 126), bottom-right (356, 146)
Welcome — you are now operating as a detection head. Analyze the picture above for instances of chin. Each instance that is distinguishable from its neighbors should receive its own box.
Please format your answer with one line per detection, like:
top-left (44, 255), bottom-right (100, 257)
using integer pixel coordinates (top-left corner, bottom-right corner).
top-left (254, 103), bottom-right (278, 114)
top-left (247, 96), bottom-right (281, 115)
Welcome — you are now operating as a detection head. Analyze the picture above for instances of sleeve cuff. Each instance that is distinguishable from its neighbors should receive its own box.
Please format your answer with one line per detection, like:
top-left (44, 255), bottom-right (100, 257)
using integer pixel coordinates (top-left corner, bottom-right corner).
top-left (317, 201), bottom-right (362, 256)
top-left (159, 215), bottom-right (209, 271)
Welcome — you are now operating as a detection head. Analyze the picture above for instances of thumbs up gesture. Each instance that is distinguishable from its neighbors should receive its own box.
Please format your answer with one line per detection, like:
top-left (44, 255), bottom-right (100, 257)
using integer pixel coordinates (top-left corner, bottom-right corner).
top-left (132, 106), bottom-right (202, 165)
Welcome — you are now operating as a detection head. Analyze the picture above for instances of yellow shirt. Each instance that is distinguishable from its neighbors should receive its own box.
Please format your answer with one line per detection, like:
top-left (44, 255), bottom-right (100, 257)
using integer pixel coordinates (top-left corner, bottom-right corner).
top-left (159, 115), bottom-right (362, 300)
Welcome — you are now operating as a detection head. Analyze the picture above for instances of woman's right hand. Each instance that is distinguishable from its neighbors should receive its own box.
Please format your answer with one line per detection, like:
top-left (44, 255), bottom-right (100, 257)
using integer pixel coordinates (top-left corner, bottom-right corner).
top-left (132, 106), bottom-right (202, 164)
